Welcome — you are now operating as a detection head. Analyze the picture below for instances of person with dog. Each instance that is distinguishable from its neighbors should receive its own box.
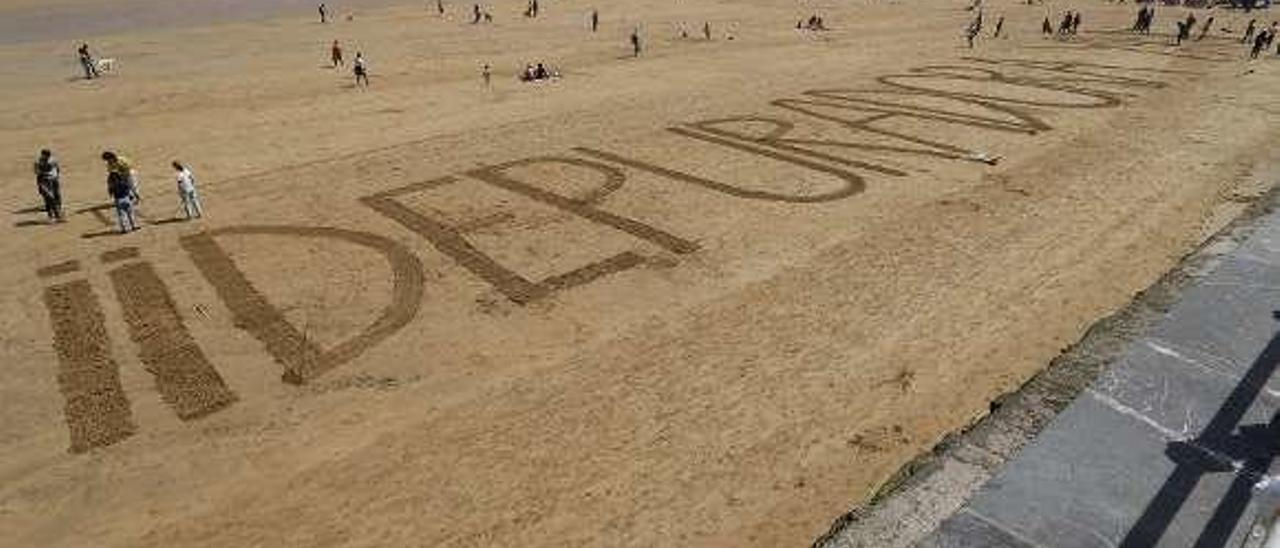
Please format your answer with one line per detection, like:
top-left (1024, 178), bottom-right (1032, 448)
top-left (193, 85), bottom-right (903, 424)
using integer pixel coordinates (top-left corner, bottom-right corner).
top-left (33, 149), bottom-right (63, 222)
top-left (77, 44), bottom-right (98, 79)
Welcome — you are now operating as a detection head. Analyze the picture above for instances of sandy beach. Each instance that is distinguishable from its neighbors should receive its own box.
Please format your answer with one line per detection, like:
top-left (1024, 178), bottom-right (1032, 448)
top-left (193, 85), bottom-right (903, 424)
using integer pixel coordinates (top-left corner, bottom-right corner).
top-left (2, 0), bottom-right (1279, 546)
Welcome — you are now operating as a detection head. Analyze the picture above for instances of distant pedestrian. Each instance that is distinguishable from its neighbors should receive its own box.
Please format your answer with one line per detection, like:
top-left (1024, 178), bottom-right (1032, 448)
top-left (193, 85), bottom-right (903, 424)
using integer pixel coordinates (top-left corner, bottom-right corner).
top-left (33, 149), bottom-right (63, 222)
top-left (108, 171), bottom-right (138, 233)
top-left (319, 3), bottom-right (328, 23)
top-left (1243, 19), bottom-right (1258, 44)
top-left (704, 21), bottom-right (712, 40)
top-left (1070, 12), bottom-right (1081, 35)
top-left (1175, 20), bottom-right (1188, 45)
top-left (1058, 11), bottom-right (1073, 35)
top-left (630, 28), bottom-right (641, 57)
top-left (1251, 28), bottom-right (1268, 58)
top-left (993, 15), bottom-right (1004, 38)
top-left (591, 9), bottom-right (599, 32)
top-left (353, 52), bottom-right (369, 87)
top-left (482, 63), bottom-right (491, 86)
top-left (1042, 16), bottom-right (1053, 36)
top-left (965, 14), bottom-right (982, 48)
top-left (77, 44), bottom-right (98, 79)
top-left (331, 40), bottom-right (344, 67)
top-left (473, 3), bottom-right (481, 23)
top-left (1196, 16), bottom-right (1213, 40)
top-left (172, 162), bottom-right (203, 219)
top-left (436, 0), bottom-right (444, 15)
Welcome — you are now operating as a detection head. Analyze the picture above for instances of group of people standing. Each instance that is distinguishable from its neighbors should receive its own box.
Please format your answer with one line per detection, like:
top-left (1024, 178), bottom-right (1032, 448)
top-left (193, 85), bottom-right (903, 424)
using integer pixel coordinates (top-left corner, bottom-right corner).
top-left (1042, 11), bottom-right (1082, 37)
top-left (1131, 5), bottom-right (1157, 34)
top-left (327, 40), bottom-right (369, 87)
top-left (30, 150), bottom-right (203, 234)
top-left (1249, 20), bottom-right (1279, 59)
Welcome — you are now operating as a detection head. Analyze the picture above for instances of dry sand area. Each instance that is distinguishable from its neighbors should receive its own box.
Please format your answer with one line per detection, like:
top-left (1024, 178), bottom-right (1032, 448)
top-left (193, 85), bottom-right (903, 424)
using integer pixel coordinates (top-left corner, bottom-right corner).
top-left (3, 0), bottom-right (1280, 545)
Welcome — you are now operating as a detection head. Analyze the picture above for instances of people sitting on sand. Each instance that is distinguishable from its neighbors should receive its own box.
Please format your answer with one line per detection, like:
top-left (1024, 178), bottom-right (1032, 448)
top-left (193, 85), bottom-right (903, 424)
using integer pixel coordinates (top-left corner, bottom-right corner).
top-left (1057, 11), bottom-right (1073, 35)
top-left (518, 62), bottom-right (558, 82)
top-left (802, 15), bottom-right (827, 31)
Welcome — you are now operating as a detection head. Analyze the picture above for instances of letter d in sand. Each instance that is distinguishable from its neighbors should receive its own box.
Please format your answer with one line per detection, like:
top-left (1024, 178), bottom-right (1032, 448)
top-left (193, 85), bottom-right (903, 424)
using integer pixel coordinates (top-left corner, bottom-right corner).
top-left (181, 226), bottom-right (424, 385)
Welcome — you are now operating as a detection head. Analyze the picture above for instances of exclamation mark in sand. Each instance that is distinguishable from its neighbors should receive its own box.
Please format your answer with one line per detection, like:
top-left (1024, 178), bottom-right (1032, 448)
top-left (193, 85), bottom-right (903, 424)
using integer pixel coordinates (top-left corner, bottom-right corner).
top-left (107, 253), bottom-right (237, 419)
top-left (40, 261), bottom-right (137, 453)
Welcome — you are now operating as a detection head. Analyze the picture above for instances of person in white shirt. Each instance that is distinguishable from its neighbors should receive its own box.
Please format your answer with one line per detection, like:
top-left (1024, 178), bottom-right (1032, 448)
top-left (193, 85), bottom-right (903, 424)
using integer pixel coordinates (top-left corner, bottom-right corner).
top-left (172, 161), bottom-right (203, 219)
top-left (353, 52), bottom-right (369, 88)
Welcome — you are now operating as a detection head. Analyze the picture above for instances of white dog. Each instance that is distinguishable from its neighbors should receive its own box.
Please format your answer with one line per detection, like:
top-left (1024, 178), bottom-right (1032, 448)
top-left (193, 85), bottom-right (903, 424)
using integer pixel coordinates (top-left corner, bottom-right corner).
top-left (95, 58), bottom-right (116, 73)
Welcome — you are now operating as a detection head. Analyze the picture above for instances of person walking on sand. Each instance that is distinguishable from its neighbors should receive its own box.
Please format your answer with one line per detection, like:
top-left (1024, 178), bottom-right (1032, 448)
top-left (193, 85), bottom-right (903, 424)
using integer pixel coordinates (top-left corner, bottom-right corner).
top-left (436, 0), bottom-right (444, 15)
top-left (591, 9), bottom-right (599, 32)
top-left (1042, 16), bottom-right (1053, 36)
top-left (993, 15), bottom-right (1004, 38)
top-left (704, 21), bottom-right (712, 40)
top-left (77, 44), bottom-right (98, 79)
top-left (172, 162), bottom-right (203, 220)
top-left (353, 52), bottom-right (369, 87)
top-left (319, 3), bottom-right (328, 23)
top-left (1196, 16), bottom-right (1214, 41)
top-left (33, 149), bottom-right (63, 222)
top-left (1070, 12), bottom-right (1081, 35)
top-left (107, 171), bottom-right (138, 233)
top-left (1243, 19), bottom-right (1258, 44)
top-left (331, 40), bottom-right (344, 67)
top-left (1251, 28), bottom-right (1269, 59)
top-left (630, 28), bottom-right (642, 57)
top-left (965, 13), bottom-right (982, 48)
top-left (482, 63), bottom-right (491, 87)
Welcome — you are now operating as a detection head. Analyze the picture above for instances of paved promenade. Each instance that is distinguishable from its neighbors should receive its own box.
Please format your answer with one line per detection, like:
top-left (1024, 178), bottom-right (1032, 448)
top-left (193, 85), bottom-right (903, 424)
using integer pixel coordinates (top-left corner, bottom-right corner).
top-left (923, 205), bottom-right (1280, 547)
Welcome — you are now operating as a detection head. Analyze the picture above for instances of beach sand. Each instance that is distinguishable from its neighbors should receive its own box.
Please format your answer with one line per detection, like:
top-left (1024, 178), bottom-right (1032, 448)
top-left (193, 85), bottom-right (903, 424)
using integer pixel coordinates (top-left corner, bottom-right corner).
top-left (2, 0), bottom-right (1279, 546)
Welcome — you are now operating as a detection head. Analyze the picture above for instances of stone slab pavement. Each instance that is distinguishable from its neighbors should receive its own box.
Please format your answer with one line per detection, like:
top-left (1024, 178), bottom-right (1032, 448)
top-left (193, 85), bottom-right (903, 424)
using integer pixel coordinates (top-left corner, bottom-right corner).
top-left (920, 211), bottom-right (1280, 547)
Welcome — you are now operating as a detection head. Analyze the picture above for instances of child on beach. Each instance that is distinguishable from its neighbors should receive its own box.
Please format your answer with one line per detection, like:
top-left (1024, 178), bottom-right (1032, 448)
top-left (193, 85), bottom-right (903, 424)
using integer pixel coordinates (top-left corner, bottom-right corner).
top-left (173, 162), bottom-right (203, 219)
top-left (354, 52), bottom-right (369, 87)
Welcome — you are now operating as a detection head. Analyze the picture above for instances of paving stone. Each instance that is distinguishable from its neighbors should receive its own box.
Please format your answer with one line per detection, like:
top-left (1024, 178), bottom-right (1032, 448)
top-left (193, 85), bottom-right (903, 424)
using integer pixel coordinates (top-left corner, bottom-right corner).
top-left (919, 509), bottom-right (1035, 548)
top-left (1092, 338), bottom-right (1280, 440)
top-left (1147, 270), bottom-right (1280, 385)
top-left (961, 394), bottom-right (1251, 548)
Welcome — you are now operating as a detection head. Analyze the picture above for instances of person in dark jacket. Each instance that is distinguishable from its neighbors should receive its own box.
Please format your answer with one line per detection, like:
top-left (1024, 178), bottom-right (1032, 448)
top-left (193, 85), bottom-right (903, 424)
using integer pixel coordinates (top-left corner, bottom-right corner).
top-left (108, 171), bottom-right (139, 233)
top-left (33, 149), bottom-right (63, 222)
